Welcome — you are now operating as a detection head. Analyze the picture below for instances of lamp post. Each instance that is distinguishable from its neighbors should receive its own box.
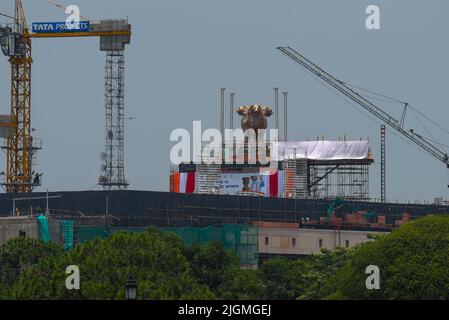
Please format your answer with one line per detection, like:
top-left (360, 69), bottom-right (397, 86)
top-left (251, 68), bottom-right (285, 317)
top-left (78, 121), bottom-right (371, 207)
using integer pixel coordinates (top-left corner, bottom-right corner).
top-left (125, 275), bottom-right (137, 300)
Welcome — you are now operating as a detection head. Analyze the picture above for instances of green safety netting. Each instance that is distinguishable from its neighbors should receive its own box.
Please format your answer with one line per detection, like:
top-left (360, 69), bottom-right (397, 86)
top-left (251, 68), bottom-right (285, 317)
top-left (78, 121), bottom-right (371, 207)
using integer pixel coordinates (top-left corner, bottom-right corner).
top-left (75, 224), bottom-right (259, 267)
top-left (363, 211), bottom-right (377, 219)
top-left (76, 226), bottom-right (111, 243)
top-left (60, 220), bottom-right (74, 250)
top-left (325, 197), bottom-right (345, 222)
top-left (163, 224), bottom-right (259, 266)
top-left (111, 227), bottom-right (147, 234)
top-left (36, 215), bottom-right (51, 243)
top-left (76, 227), bottom-right (150, 244)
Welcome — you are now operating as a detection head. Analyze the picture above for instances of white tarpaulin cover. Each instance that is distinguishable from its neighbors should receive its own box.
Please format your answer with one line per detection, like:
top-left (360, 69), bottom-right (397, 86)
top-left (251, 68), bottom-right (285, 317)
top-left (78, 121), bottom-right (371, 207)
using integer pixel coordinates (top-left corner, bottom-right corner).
top-left (272, 140), bottom-right (369, 161)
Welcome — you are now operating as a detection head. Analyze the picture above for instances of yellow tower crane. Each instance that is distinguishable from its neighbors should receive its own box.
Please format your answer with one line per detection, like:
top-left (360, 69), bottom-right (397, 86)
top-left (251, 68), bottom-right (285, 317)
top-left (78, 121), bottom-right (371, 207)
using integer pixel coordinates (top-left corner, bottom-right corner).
top-left (0, 0), bottom-right (34, 193)
top-left (0, 0), bottom-right (131, 193)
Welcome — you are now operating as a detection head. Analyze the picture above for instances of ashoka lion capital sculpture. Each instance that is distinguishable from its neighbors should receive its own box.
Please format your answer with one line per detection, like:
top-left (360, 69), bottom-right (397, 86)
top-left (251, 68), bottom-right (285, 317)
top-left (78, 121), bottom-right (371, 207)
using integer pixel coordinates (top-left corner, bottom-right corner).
top-left (236, 104), bottom-right (273, 132)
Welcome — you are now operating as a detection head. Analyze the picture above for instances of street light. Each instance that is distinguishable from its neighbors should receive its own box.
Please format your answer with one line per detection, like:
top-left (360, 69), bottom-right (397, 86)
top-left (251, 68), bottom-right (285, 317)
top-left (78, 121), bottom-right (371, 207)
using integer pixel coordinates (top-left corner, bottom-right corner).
top-left (125, 275), bottom-right (137, 300)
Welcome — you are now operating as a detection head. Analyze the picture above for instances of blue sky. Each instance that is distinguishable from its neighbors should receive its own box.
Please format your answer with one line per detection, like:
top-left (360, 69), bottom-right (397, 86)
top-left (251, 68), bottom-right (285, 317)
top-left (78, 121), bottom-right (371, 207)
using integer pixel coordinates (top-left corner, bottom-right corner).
top-left (0, 0), bottom-right (448, 202)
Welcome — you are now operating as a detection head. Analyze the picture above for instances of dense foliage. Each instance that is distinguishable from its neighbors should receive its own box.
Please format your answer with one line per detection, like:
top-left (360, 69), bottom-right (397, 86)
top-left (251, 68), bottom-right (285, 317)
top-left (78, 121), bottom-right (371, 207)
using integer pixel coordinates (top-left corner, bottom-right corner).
top-left (321, 215), bottom-right (449, 300)
top-left (1, 228), bottom-right (214, 299)
top-left (1, 215), bottom-right (448, 300)
top-left (0, 238), bottom-right (63, 294)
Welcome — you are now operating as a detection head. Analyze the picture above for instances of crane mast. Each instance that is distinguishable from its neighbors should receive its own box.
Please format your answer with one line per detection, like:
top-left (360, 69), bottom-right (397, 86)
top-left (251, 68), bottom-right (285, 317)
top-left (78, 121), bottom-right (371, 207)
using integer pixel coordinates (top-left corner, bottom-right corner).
top-left (0, 0), bottom-right (40, 193)
top-left (277, 46), bottom-right (449, 171)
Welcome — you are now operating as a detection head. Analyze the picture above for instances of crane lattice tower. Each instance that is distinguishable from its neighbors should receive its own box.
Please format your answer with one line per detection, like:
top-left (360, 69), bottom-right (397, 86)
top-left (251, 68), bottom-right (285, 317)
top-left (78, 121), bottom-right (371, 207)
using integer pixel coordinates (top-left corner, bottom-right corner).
top-left (0, 0), bottom-right (42, 193)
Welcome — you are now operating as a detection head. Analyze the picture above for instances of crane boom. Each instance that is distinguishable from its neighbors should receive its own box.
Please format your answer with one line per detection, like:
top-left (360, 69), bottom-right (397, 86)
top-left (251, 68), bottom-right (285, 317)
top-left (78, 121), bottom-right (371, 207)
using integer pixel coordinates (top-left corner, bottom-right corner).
top-left (14, 0), bottom-right (26, 31)
top-left (277, 46), bottom-right (449, 168)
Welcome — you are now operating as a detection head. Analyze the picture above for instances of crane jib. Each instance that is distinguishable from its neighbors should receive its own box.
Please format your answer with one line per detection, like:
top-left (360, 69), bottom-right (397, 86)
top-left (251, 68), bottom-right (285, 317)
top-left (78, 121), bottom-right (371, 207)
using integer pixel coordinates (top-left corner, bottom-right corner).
top-left (32, 21), bottom-right (90, 33)
top-left (277, 46), bottom-right (449, 169)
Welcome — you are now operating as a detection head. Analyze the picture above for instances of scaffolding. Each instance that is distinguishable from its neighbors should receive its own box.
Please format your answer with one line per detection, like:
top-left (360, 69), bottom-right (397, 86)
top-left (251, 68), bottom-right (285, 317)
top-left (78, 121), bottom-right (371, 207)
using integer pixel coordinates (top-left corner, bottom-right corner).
top-left (172, 134), bottom-right (372, 200)
top-left (283, 159), bottom-right (296, 198)
top-left (283, 156), bottom-right (308, 199)
top-left (195, 163), bottom-right (221, 194)
top-left (276, 138), bottom-right (373, 201)
top-left (46, 213), bottom-right (112, 248)
top-left (335, 165), bottom-right (370, 201)
top-left (174, 157), bottom-right (371, 201)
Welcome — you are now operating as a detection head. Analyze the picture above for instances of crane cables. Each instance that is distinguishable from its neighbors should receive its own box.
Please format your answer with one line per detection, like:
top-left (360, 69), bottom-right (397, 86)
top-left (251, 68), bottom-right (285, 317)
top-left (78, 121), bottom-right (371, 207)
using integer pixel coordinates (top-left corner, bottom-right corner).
top-left (0, 12), bottom-right (15, 20)
top-left (341, 81), bottom-right (449, 151)
top-left (44, 0), bottom-right (90, 21)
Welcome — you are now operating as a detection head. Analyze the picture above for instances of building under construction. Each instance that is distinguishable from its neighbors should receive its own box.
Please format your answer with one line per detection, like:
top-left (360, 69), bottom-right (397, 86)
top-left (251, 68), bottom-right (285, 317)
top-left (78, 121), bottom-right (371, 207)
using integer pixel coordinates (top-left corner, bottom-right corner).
top-left (1, 3), bottom-right (449, 267)
top-left (170, 92), bottom-right (374, 202)
top-left (0, 190), bottom-right (446, 228)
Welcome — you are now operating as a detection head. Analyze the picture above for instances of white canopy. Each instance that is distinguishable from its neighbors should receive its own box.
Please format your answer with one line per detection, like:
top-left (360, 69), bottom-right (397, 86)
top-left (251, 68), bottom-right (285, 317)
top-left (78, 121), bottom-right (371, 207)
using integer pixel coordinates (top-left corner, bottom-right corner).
top-left (271, 140), bottom-right (369, 161)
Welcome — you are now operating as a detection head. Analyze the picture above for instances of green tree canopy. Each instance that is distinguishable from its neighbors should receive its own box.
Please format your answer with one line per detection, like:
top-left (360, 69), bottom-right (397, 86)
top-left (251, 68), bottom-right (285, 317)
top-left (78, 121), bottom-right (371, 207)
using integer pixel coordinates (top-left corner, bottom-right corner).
top-left (256, 247), bottom-right (353, 300)
top-left (321, 215), bottom-right (449, 300)
top-left (0, 237), bottom-right (63, 297)
top-left (5, 216), bottom-right (447, 300)
top-left (184, 240), bottom-right (239, 292)
top-left (0, 229), bottom-right (355, 300)
top-left (3, 227), bottom-right (215, 300)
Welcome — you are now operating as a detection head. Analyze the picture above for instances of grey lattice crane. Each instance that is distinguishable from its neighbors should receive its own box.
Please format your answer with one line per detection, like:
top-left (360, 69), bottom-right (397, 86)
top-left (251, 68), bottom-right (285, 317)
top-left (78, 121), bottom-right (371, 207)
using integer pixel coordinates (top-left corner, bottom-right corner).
top-left (277, 46), bottom-right (449, 188)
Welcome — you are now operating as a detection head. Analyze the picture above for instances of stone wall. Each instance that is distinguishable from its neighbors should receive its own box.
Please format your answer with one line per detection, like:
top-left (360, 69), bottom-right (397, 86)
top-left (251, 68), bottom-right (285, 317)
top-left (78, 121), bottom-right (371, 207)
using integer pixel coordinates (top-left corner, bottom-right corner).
top-left (258, 225), bottom-right (387, 256)
top-left (0, 217), bottom-right (39, 246)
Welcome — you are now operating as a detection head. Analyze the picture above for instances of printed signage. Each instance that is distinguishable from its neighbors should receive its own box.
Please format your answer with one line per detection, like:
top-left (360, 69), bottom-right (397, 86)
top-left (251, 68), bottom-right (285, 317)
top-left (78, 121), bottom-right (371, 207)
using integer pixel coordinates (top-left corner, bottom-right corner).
top-left (220, 173), bottom-right (267, 196)
top-left (32, 21), bottom-right (90, 33)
